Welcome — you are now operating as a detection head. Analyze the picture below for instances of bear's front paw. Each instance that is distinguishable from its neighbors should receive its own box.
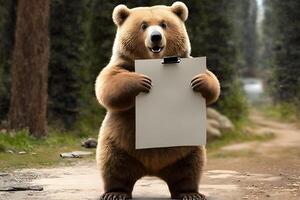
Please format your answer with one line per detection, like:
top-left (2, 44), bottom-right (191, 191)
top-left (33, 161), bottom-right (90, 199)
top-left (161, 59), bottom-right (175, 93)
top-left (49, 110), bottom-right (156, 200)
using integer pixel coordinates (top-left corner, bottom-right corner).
top-left (100, 192), bottom-right (131, 200)
top-left (134, 73), bottom-right (152, 94)
top-left (175, 192), bottom-right (207, 200)
top-left (191, 73), bottom-right (213, 97)
top-left (190, 70), bottom-right (220, 105)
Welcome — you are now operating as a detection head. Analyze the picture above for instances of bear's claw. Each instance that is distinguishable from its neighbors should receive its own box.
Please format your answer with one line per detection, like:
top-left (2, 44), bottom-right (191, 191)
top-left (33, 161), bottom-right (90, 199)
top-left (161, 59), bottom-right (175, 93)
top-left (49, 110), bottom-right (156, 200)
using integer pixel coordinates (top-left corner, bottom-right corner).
top-left (190, 74), bottom-right (209, 92)
top-left (176, 192), bottom-right (207, 200)
top-left (99, 192), bottom-right (131, 200)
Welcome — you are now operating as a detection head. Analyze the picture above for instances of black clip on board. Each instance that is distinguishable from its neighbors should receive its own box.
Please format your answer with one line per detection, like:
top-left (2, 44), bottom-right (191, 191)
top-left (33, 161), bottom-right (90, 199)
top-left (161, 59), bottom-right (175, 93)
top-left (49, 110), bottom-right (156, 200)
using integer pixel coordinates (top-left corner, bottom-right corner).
top-left (161, 56), bottom-right (181, 64)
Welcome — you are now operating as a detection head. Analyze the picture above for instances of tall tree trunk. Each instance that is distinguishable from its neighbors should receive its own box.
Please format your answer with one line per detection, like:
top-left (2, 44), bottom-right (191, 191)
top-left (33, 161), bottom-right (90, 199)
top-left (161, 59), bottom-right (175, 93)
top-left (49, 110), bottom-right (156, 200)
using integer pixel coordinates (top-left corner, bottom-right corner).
top-left (8, 0), bottom-right (49, 137)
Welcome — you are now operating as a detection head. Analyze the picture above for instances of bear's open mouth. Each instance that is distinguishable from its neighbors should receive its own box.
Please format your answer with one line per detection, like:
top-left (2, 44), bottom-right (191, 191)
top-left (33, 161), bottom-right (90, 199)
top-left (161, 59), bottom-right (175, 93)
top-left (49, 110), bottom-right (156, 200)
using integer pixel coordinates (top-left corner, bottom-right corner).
top-left (149, 46), bottom-right (164, 53)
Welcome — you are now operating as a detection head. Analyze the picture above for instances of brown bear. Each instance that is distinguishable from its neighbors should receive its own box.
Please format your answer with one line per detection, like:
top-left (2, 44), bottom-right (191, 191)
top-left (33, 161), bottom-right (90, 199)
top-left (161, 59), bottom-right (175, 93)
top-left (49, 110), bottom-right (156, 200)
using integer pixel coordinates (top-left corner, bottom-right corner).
top-left (95, 2), bottom-right (220, 200)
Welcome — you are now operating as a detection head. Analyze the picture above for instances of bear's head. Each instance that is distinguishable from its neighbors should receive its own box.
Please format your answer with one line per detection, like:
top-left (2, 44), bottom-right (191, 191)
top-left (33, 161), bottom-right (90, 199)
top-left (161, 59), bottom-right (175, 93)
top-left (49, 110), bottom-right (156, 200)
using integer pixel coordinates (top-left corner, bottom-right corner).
top-left (112, 1), bottom-right (191, 60)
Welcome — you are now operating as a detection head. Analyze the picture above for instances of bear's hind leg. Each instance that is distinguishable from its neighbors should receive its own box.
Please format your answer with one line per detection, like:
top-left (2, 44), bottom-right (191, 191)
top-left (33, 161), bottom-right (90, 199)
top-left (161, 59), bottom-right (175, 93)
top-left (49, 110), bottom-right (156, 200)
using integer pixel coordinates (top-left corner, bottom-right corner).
top-left (99, 147), bottom-right (146, 200)
top-left (157, 147), bottom-right (207, 200)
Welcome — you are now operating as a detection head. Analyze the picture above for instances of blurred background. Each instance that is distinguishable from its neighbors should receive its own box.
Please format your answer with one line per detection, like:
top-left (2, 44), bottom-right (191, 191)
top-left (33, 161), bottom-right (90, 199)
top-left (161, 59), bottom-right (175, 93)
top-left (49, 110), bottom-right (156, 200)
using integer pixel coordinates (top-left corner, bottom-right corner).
top-left (0, 0), bottom-right (299, 170)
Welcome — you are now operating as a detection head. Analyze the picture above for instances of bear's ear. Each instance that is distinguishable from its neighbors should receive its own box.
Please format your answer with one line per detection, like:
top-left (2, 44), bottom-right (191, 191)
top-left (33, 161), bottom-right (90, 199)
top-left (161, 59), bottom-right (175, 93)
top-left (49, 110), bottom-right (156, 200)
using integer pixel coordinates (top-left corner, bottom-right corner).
top-left (112, 4), bottom-right (130, 26)
top-left (171, 1), bottom-right (188, 22)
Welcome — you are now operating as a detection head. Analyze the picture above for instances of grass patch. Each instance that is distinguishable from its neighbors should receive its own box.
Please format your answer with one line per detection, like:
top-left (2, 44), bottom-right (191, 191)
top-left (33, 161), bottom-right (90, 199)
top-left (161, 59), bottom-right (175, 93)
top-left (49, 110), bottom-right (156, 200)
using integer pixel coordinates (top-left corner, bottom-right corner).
top-left (0, 129), bottom-right (96, 170)
top-left (0, 108), bottom-right (276, 170)
top-left (207, 118), bottom-right (274, 151)
top-left (210, 149), bottom-right (257, 158)
top-left (261, 103), bottom-right (299, 123)
top-left (207, 130), bottom-right (274, 151)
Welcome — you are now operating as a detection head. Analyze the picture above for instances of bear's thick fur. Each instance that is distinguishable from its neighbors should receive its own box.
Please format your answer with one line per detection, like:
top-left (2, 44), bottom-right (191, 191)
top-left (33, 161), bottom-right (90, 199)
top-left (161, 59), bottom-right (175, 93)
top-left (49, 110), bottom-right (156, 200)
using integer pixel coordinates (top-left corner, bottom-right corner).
top-left (95, 2), bottom-right (220, 200)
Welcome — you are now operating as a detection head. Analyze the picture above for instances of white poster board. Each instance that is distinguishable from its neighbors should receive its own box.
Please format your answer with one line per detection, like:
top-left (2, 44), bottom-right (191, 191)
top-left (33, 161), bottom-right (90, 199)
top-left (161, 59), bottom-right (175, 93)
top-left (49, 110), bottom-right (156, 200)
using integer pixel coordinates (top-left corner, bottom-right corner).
top-left (135, 57), bottom-right (207, 149)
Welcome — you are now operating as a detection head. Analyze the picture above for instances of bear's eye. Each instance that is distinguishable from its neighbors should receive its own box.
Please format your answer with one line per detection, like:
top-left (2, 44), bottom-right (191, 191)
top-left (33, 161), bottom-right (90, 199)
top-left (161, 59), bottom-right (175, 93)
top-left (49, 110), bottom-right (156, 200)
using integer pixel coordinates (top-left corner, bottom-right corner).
top-left (141, 23), bottom-right (148, 31)
top-left (160, 22), bottom-right (167, 29)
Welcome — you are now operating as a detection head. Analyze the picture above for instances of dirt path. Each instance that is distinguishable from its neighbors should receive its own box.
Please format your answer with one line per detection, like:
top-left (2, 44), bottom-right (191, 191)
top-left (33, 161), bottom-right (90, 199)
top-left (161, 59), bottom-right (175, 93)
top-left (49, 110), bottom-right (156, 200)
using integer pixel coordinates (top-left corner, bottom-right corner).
top-left (1, 112), bottom-right (300, 200)
top-left (205, 111), bottom-right (300, 199)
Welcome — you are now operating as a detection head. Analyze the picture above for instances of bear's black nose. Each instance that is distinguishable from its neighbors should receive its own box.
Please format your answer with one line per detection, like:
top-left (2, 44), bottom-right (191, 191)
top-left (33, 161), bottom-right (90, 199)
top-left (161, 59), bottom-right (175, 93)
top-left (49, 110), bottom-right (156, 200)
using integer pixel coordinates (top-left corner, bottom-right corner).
top-left (151, 31), bottom-right (162, 43)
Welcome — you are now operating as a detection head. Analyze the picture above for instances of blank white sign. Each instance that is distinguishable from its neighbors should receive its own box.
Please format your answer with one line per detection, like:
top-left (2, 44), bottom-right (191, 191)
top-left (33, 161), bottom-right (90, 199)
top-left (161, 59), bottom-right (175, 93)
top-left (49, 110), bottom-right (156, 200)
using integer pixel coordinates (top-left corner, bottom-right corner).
top-left (135, 57), bottom-right (207, 149)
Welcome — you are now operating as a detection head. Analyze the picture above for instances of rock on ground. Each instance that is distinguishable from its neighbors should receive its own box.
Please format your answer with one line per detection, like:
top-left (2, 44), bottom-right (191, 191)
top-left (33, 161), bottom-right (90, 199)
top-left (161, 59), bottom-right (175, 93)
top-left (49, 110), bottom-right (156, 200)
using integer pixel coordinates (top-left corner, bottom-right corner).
top-left (207, 108), bottom-right (234, 140)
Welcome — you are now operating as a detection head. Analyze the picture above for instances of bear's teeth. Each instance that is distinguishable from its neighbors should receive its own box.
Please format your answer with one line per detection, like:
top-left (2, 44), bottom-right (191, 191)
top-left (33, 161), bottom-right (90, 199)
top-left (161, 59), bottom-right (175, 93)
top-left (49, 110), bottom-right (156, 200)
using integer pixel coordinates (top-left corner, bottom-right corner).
top-left (150, 47), bottom-right (162, 53)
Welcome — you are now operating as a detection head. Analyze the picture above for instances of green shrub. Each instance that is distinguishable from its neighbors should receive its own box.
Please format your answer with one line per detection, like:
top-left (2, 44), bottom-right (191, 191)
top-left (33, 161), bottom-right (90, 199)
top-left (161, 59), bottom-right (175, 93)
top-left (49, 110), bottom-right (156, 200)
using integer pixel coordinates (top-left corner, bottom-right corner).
top-left (217, 80), bottom-right (249, 123)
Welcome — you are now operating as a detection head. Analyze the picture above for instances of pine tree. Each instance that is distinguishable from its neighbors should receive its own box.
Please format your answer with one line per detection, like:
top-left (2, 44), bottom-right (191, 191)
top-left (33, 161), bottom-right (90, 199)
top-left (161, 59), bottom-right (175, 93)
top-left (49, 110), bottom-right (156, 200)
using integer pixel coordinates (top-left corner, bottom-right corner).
top-left (264, 0), bottom-right (300, 106)
top-left (48, 0), bottom-right (85, 128)
top-left (0, 0), bottom-right (16, 121)
top-left (185, 0), bottom-right (248, 120)
top-left (235, 0), bottom-right (258, 76)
